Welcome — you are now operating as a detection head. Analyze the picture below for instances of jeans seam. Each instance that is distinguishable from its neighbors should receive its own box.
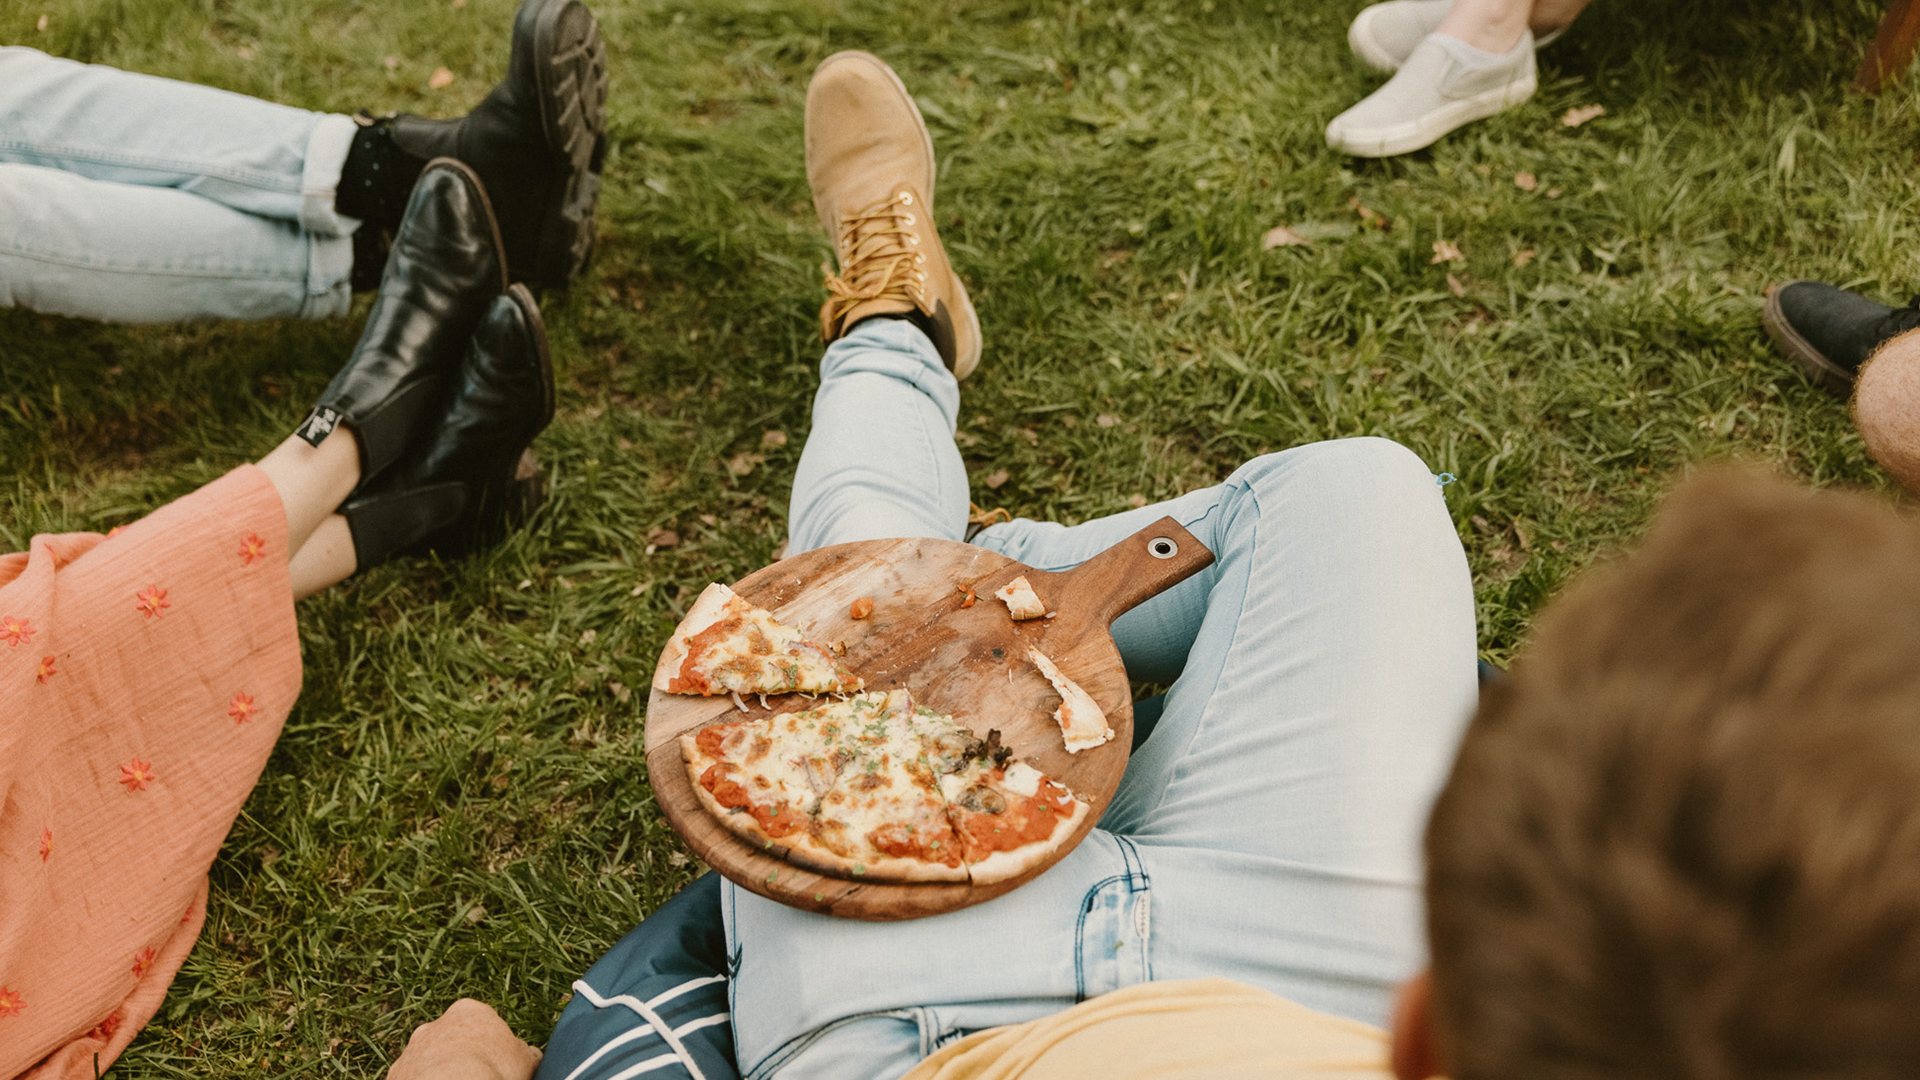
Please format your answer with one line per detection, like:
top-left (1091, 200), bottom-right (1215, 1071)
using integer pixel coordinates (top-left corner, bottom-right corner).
top-left (1125, 479), bottom-right (1259, 827)
top-left (0, 245), bottom-right (310, 281)
top-left (743, 1008), bottom-right (918, 1080)
top-left (0, 140), bottom-right (302, 194)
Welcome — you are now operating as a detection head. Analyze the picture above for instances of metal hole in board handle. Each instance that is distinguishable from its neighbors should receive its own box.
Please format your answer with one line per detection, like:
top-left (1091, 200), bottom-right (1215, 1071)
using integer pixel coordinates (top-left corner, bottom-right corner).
top-left (1148, 537), bottom-right (1179, 559)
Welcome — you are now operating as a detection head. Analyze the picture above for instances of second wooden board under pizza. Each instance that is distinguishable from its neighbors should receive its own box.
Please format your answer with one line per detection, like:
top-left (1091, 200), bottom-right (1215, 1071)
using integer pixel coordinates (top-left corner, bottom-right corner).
top-left (681, 689), bottom-right (1089, 884)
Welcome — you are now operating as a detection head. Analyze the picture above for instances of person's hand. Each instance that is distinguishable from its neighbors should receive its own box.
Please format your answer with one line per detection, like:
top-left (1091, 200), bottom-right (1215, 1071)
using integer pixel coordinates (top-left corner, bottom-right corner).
top-left (388, 999), bottom-right (542, 1080)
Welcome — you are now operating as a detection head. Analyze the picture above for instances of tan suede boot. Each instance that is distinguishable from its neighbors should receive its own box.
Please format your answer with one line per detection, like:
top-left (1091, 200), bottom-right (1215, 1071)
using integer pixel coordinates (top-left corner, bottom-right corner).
top-left (805, 50), bottom-right (982, 379)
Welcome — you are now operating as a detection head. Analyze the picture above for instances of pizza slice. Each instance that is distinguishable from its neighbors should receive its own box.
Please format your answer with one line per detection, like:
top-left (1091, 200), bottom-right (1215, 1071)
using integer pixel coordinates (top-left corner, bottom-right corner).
top-left (1027, 646), bottom-right (1114, 753)
top-left (653, 582), bottom-right (863, 697)
top-left (799, 692), bottom-right (969, 882)
top-left (939, 752), bottom-right (1090, 884)
top-left (680, 696), bottom-right (862, 860)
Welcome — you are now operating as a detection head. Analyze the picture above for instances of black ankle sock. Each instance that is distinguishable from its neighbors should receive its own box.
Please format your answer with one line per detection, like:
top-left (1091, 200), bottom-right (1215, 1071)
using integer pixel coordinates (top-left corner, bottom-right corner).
top-left (336, 116), bottom-right (429, 233)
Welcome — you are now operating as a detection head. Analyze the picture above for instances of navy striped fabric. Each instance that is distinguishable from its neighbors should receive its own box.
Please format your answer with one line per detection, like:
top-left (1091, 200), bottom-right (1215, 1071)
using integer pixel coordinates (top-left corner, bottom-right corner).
top-left (539, 874), bottom-right (740, 1080)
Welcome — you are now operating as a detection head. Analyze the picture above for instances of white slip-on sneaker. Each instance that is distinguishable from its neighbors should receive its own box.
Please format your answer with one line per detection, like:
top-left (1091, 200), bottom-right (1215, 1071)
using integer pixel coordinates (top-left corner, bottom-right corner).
top-left (1349, 0), bottom-right (1569, 73)
top-left (1326, 31), bottom-right (1537, 158)
top-left (1349, 0), bottom-right (1454, 74)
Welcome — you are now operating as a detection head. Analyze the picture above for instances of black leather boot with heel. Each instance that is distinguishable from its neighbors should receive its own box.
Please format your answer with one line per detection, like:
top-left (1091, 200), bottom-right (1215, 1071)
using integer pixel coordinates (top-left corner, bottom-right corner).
top-left (296, 159), bottom-right (507, 486)
top-left (342, 283), bottom-right (557, 567)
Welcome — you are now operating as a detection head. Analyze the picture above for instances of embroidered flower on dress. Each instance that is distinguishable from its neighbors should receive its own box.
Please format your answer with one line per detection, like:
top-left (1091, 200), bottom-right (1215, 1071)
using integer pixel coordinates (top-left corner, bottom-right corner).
top-left (87, 1010), bottom-right (122, 1041)
top-left (135, 586), bottom-right (170, 619)
top-left (119, 758), bottom-right (155, 792)
top-left (131, 947), bottom-right (156, 978)
top-left (229, 691), bottom-right (256, 724)
top-left (0, 617), bottom-right (34, 646)
top-left (238, 533), bottom-right (267, 566)
top-left (38, 828), bottom-right (50, 861)
top-left (36, 656), bottom-right (56, 683)
top-left (0, 988), bottom-right (22, 1018)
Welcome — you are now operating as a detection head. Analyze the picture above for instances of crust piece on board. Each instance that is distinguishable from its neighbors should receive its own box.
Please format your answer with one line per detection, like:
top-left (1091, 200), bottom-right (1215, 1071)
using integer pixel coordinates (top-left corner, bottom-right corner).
top-left (652, 581), bottom-right (862, 695)
top-left (1026, 646), bottom-right (1115, 753)
top-left (994, 575), bottom-right (1047, 620)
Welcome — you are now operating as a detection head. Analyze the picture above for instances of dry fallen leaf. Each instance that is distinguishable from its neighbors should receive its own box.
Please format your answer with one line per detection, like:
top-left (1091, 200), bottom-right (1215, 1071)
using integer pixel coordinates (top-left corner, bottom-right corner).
top-left (36, 13), bottom-right (48, 30)
top-left (428, 66), bottom-right (456, 89)
top-left (985, 469), bottom-right (1011, 489)
top-left (1261, 225), bottom-right (1311, 250)
top-left (1348, 195), bottom-right (1392, 231)
top-left (1431, 239), bottom-right (1464, 264)
top-left (761, 430), bottom-right (788, 448)
top-left (726, 451), bottom-right (764, 476)
top-left (1127, 494), bottom-right (1148, 508)
top-left (1513, 171), bottom-right (1538, 191)
top-left (1546, 187), bottom-right (1564, 199)
top-left (1513, 247), bottom-right (1538, 268)
top-left (1096, 413), bottom-right (1120, 428)
top-left (1561, 104), bottom-right (1606, 128)
top-left (698, 513), bottom-right (718, 526)
top-left (1446, 273), bottom-right (1467, 297)
top-left (645, 527), bottom-right (680, 549)
top-left (616, 437), bottom-right (634, 451)
top-left (383, 55), bottom-right (400, 70)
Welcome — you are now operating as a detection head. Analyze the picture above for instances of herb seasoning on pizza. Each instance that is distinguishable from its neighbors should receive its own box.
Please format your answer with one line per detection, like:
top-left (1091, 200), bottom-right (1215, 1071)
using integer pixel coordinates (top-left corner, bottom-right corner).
top-left (653, 582), bottom-right (862, 697)
top-left (680, 690), bottom-right (1089, 885)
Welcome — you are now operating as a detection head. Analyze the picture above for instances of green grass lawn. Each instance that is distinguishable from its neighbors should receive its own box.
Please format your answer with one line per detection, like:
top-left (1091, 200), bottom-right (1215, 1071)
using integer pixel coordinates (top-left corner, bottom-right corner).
top-left (1, 0), bottom-right (1913, 1071)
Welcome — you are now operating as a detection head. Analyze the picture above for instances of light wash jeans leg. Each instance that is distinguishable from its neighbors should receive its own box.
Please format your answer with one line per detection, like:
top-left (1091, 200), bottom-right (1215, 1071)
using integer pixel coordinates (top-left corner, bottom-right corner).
top-left (786, 317), bottom-right (970, 550)
top-left (974, 437), bottom-right (1479, 1023)
top-left (731, 323), bottom-right (1477, 1077)
top-left (0, 47), bottom-right (356, 321)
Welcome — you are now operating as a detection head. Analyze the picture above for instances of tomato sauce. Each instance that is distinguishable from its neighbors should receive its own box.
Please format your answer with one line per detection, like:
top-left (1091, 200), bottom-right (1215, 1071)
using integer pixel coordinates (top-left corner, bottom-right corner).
top-left (868, 819), bottom-right (962, 867)
top-left (956, 779), bottom-right (1072, 857)
top-left (700, 763), bottom-right (803, 838)
top-left (667, 614), bottom-right (746, 693)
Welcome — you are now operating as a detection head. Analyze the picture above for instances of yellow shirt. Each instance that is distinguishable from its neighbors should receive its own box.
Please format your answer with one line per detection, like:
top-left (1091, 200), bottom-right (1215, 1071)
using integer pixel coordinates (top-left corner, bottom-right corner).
top-left (901, 978), bottom-right (1394, 1080)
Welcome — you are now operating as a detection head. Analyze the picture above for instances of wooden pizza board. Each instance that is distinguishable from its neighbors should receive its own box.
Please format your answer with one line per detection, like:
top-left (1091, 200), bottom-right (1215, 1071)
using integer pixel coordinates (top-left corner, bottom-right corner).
top-left (644, 517), bottom-right (1214, 921)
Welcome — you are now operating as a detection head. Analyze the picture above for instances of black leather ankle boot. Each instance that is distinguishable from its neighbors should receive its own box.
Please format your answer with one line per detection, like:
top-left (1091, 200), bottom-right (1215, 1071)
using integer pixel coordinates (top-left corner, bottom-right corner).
top-left (296, 159), bottom-right (507, 483)
top-left (384, 0), bottom-right (608, 291)
top-left (342, 284), bottom-right (557, 567)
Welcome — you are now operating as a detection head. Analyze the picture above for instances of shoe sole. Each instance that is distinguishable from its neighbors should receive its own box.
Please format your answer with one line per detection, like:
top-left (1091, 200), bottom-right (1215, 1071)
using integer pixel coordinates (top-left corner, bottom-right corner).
top-left (526, 0), bottom-right (609, 290)
top-left (813, 51), bottom-right (982, 379)
top-left (1327, 70), bottom-right (1536, 158)
top-left (1762, 285), bottom-right (1855, 398)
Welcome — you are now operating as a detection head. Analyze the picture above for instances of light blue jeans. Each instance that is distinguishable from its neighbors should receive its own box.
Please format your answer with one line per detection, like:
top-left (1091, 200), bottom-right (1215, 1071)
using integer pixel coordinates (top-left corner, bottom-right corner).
top-left (726, 319), bottom-right (1480, 1079)
top-left (0, 46), bottom-right (358, 322)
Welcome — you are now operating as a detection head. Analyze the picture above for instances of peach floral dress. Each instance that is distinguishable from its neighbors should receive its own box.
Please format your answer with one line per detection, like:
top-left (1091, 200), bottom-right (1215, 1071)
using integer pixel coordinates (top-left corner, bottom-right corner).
top-left (0, 466), bottom-right (300, 1077)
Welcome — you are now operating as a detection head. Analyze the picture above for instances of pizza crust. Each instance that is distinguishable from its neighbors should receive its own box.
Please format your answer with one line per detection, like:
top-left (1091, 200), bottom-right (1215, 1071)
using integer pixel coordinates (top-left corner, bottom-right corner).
top-left (1026, 646), bottom-right (1115, 753)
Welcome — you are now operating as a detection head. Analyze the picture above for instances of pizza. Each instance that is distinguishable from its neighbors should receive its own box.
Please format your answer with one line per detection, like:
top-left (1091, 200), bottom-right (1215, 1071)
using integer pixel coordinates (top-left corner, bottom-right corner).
top-left (681, 690), bottom-right (1089, 884)
top-left (652, 582), bottom-right (863, 698)
top-left (1027, 646), bottom-right (1114, 753)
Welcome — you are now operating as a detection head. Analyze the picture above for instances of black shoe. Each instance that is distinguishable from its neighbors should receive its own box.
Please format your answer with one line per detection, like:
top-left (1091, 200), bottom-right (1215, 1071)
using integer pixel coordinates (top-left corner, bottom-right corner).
top-left (1763, 281), bottom-right (1920, 397)
top-left (299, 159), bottom-right (508, 482)
top-left (341, 284), bottom-right (557, 567)
top-left (361, 0), bottom-right (608, 291)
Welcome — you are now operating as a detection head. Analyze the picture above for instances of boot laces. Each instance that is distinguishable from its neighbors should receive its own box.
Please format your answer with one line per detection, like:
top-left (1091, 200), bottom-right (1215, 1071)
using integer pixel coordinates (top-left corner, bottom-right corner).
top-left (820, 190), bottom-right (930, 334)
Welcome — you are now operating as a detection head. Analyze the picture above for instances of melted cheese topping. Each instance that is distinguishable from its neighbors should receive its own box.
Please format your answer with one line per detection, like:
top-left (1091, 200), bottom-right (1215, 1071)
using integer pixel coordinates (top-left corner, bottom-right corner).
top-left (655, 582), bottom-right (862, 696)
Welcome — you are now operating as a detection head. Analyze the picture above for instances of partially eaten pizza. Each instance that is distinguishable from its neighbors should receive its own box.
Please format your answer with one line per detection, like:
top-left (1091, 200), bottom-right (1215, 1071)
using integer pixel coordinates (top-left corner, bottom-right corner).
top-left (653, 582), bottom-right (863, 698)
top-left (681, 690), bottom-right (1089, 884)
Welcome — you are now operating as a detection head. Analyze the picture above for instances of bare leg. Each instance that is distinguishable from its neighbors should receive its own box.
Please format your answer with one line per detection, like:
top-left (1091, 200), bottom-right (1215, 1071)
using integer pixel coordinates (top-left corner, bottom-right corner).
top-left (1854, 330), bottom-right (1920, 496)
top-left (254, 428), bottom-right (361, 598)
top-left (1437, 0), bottom-right (1594, 52)
top-left (288, 516), bottom-right (357, 601)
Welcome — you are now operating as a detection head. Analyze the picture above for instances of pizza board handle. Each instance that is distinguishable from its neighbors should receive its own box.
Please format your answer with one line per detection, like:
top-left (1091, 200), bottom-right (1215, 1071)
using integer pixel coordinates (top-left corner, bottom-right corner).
top-left (1027, 516), bottom-right (1214, 632)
